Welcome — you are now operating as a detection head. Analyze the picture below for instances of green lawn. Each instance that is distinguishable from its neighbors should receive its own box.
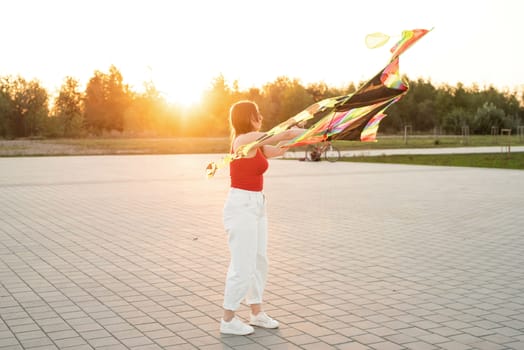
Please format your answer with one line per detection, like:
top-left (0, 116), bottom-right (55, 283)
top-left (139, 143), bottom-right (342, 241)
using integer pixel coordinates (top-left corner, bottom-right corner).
top-left (341, 152), bottom-right (524, 170)
top-left (333, 134), bottom-right (523, 150)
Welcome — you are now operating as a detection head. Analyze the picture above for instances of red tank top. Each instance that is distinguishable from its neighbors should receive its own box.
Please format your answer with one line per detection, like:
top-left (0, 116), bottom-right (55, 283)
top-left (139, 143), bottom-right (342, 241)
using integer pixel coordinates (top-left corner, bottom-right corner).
top-left (230, 148), bottom-right (268, 191)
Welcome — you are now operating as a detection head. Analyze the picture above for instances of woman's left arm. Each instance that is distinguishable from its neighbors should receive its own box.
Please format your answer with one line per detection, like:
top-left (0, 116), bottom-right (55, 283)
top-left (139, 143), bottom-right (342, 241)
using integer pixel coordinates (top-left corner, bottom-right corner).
top-left (261, 144), bottom-right (287, 158)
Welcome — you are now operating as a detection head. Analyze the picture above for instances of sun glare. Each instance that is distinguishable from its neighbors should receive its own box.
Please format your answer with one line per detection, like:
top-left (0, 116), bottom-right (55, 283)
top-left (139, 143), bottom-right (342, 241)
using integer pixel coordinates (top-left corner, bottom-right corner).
top-left (160, 84), bottom-right (204, 107)
top-left (126, 67), bottom-right (207, 108)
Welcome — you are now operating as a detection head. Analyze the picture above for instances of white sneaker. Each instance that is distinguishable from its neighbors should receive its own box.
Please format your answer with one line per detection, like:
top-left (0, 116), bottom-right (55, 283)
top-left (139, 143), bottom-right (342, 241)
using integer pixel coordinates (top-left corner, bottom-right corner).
top-left (249, 312), bottom-right (279, 329)
top-left (220, 317), bottom-right (255, 335)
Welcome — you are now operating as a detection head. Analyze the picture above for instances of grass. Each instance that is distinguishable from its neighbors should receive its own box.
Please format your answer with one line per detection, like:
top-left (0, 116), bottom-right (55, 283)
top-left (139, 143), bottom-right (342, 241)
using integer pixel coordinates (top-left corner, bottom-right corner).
top-left (1, 135), bottom-right (523, 170)
top-left (0, 137), bottom-right (232, 156)
top-left (1, 134), bottom-right (522, 155)
top-left (332, 134), bottom-right (523, 150)
top-left (340, 152), bottom-right (524, 170)
top-left (43, 137), bottom-right (231, 154)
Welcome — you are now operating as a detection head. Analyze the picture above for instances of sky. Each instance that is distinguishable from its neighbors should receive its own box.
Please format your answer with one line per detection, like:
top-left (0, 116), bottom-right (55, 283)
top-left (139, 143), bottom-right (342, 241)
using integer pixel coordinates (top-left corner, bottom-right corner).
top-left (2, 0), bottom-right (524, 106)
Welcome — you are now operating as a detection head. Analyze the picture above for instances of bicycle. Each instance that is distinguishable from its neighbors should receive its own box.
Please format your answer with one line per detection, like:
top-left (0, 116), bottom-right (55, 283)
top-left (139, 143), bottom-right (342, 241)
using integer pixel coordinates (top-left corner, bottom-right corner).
top-left (304, 141), bottom-right (341, 162)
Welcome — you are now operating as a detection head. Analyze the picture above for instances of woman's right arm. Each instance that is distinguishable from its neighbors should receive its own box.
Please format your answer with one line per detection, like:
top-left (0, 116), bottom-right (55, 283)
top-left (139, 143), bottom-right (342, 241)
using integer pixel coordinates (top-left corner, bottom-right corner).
top-left (233, 128), bottom-right (307, 155)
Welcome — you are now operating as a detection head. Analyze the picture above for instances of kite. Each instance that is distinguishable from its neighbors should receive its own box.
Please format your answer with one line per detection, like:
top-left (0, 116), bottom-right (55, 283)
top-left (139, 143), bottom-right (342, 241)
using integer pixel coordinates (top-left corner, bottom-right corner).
top-left (206, 28), bottom-right (431, 178)
top-left (365, 32), bottom-right (392, 49)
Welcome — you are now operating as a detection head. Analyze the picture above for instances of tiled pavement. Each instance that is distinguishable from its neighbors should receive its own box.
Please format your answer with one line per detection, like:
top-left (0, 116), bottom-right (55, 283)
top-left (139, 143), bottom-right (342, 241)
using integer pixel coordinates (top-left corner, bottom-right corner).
top-left (0, 154), bottom-right (523, 350)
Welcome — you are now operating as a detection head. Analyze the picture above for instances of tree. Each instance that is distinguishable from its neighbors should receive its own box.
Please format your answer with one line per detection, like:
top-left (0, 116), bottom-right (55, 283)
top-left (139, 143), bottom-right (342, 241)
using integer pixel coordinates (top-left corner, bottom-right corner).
top-left (105, 66), bottom-right (130, 132)
top-left (84, 71), bottom-right (107, 134)
top-left (453, 83), bottom-right (471, 111)
top-left (52, 77), bottom-right (85, 137)
top-left (472, 102), bottom-right (507, 134)
top-left (124, 81), bottom-right (180, 136)
top-left (260, 77), bottom-right (314, 129)
top-left (433, 85), bottom-right (454, 128)
top-left (306, 82), bottom-right (330, 102)
top-left (1, 76), bottom-right (49, 137)
top-left (84, 65), bottom-right (131, 134)
top-left (442, 107), bottom-right (471, 134)
top-left (197, 74), bottom-right (234, 136)
top-left (0, 78), bottom-right (14, 138)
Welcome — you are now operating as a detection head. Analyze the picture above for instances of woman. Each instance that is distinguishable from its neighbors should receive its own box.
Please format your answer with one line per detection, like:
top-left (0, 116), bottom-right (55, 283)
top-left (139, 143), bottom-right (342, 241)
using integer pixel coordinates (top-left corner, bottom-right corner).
top-left (220, 100), bottom-right (305, 335)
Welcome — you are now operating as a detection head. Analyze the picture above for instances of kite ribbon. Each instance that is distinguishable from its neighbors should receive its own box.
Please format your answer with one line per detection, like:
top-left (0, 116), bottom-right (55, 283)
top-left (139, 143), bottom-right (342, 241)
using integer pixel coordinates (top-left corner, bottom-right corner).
top-left (281, 29), bottom-right (431, 147)
top-left (206, 28), bottom-right (431, 177)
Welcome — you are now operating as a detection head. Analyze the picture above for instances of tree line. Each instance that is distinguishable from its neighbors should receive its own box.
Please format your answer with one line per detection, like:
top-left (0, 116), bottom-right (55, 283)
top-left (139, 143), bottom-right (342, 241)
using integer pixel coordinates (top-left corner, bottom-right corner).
top-left (1, 65), bottom-right (522, 139)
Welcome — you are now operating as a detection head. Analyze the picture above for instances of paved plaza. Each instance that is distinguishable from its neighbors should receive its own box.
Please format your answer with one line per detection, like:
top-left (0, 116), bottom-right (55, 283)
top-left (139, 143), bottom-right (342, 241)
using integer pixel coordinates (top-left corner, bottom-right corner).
top-left (1, 154), bottom-right (523, 350)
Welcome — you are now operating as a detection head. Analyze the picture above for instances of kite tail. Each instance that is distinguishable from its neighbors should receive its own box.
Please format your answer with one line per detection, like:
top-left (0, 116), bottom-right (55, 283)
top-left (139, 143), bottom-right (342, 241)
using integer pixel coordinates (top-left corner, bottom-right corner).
top-left (206, 28), bottom-right (431, 177)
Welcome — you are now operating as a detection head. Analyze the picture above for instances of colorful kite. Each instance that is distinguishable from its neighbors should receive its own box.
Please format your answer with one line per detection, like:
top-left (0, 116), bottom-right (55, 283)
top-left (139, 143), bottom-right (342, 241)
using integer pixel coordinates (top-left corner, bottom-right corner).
top-left (206, 29), bottom-right (431, 178)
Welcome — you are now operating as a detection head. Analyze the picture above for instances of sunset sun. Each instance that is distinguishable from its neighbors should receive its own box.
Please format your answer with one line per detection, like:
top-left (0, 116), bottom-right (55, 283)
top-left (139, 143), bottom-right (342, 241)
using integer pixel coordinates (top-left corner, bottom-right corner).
top-left (158, 83), bottom-right (204, 107)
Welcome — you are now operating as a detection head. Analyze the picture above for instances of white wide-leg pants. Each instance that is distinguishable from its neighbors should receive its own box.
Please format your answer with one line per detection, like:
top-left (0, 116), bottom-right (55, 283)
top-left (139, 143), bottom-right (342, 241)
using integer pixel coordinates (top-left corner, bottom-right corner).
top-left (222, 188), bottom-right (268, 311)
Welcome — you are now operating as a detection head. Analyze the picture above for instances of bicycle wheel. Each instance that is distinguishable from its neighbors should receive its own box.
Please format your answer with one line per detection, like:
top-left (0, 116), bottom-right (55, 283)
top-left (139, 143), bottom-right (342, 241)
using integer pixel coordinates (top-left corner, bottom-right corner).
top-left (305, 144), bottom-right (321, 161)
top-left (324, 144), bottom-right (340, 162)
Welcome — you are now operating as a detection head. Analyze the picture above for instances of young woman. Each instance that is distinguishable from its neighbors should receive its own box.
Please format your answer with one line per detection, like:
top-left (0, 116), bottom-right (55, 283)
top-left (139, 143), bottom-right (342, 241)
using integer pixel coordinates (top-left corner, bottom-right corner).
top-left (220, 100), bottom-right (305, 335)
